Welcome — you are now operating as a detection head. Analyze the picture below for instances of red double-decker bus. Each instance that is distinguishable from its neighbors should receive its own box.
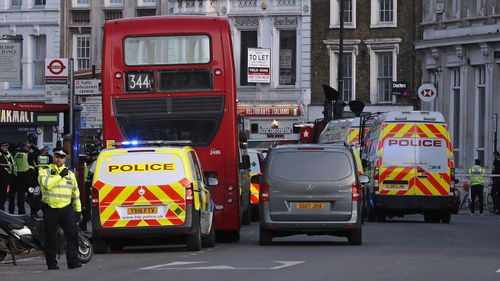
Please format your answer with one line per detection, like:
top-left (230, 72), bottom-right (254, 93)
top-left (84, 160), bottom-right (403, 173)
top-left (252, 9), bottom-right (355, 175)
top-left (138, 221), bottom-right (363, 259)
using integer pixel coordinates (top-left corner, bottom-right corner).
top-left (101, 16), bottom-right (249, 241)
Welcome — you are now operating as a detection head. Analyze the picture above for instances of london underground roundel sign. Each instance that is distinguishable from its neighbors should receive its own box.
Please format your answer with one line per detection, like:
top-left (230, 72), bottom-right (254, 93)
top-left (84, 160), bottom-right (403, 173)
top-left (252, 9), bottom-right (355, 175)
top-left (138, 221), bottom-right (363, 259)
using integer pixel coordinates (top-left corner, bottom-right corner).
top-left (418, 83), bottom-right (437, 102)
top-left (45, 58), bottom-right (68, 78)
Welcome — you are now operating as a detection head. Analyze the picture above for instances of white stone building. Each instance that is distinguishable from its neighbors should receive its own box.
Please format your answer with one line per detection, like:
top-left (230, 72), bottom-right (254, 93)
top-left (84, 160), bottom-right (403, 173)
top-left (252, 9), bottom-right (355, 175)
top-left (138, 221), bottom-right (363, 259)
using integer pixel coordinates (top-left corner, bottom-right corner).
top-left (0, 0), bottom-right (63, 149)
top-left (415, 0), bottom-right (500, 170)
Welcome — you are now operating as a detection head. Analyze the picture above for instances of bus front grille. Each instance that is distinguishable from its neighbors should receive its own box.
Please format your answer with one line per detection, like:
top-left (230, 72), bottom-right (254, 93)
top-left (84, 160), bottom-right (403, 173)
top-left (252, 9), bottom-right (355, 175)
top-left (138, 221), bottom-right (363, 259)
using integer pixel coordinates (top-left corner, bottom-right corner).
top-left (114, 96), bottom-right (224, 116)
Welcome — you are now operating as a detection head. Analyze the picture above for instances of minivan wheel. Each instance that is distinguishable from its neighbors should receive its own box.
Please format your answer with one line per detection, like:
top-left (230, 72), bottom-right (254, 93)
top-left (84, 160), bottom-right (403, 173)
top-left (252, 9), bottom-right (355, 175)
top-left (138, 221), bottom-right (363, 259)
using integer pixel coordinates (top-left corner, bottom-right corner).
top-left (441, 210), bottom-right (451, 224)
top-left (202, 220), bottom-right (216, 248)
top-left (347, 227), bottom-right (362, 245)
top-left (259, 227), bottom-right (273, 245)
top-left (187, 212), bottom-right (202, 251)
top-left (92, 238), bottom-right (110, 254)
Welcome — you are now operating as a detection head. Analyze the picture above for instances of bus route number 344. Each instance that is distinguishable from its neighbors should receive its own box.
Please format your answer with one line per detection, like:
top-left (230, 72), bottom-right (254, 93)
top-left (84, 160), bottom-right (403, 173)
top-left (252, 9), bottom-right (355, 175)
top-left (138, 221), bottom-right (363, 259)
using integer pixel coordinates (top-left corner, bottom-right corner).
top-left (126, 71), bottom-right (152, 92)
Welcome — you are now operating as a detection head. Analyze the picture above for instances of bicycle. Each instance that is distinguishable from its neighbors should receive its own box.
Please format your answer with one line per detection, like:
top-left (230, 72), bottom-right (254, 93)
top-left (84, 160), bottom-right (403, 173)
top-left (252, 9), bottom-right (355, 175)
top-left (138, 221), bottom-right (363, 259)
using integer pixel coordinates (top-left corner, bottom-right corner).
top-left (459, 183), bottom-right (495, 214)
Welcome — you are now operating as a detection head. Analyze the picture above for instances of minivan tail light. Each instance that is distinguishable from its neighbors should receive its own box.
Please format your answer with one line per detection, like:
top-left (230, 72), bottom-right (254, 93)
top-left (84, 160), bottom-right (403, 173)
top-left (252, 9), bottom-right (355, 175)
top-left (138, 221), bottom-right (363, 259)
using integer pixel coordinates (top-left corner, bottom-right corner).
top-left (186, 183), bottom-right (194, 204)
top-left (352, 181), bottom-right (360, 202)
top-left (91, 186), bottom-right (99, 207)
top-left (260, 179), bottom-right (269, 202)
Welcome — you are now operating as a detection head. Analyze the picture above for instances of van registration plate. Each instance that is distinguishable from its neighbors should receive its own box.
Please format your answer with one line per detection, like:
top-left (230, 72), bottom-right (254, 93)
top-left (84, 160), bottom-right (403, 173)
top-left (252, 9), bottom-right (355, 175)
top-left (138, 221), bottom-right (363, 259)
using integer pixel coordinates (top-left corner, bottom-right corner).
top-left (295, 202), bottom-right (326, 209)
top-left (127, 207), bottom-right (158, 215)
top-left (384, 183), bottom-right (407, 190)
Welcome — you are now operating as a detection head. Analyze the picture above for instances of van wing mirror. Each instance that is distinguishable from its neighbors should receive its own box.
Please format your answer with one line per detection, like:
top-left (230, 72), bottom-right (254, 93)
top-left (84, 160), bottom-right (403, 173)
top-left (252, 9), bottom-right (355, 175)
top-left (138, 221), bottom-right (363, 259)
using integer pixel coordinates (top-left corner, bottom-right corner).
top-left (240, 154), bottom-right (250, 170)
top-left (358, 174), bottom-right (369, 184)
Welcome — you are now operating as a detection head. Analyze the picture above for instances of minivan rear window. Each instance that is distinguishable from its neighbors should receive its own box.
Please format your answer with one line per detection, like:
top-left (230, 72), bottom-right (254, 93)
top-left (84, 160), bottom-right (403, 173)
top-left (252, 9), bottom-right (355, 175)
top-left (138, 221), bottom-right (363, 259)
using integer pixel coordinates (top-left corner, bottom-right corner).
top-left (97, 152), bottom-right (186, 186)
top-left (382, 137), bottom-right (448, 172)
top-left (269, 151), bottom-right (352, 181)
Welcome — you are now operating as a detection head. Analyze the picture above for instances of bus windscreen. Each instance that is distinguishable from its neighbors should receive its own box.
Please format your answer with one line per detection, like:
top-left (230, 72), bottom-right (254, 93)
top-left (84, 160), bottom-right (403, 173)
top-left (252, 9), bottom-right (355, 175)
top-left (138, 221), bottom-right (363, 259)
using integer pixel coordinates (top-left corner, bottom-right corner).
top-left (124, 35), bottom-right (210, 66)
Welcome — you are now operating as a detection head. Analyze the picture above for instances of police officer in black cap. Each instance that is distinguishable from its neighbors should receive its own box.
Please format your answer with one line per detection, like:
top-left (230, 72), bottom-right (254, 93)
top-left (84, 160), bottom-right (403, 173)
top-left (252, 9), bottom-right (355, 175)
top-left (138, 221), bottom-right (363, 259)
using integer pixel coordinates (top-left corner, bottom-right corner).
top-left (38, 148), bottom-right (82, 270)
top-left (0, 142), bottom-right (15, 211)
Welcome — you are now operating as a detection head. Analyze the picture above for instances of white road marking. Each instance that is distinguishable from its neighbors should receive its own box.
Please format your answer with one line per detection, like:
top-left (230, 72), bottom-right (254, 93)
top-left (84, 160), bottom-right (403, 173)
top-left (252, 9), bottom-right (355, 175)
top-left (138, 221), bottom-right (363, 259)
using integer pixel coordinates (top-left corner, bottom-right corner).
top-left (140, 261), bottom-right (207, 270)
top-left (496, 268), bottom-right (500, 273)
top-left (140, 261), bottom-right (304, 270)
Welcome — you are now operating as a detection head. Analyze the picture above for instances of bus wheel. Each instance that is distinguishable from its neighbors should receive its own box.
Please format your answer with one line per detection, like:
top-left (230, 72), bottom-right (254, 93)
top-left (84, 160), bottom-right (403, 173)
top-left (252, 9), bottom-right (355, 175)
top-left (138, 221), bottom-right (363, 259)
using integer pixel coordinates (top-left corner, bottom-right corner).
top-left (187, 212), bottom-right (202, 251)
top-left (92, 238), bottom-right (110, 254)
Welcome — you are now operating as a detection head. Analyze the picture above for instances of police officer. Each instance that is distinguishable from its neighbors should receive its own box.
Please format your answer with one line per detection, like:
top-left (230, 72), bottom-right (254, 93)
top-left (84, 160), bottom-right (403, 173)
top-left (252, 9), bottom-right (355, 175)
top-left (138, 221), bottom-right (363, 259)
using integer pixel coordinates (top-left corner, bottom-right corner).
top-left (38, 148), bottom-right (82, 270)
top-left (36, 146), bottom-right (52, 171)
top-left (468, 159), bottom-right (487, 215)
top-left (492, 151), bottom-right (500, 215)
top-left (10, 142), bottom-right (37, 214)
top-left (0, 142), bottom-right (15, 211)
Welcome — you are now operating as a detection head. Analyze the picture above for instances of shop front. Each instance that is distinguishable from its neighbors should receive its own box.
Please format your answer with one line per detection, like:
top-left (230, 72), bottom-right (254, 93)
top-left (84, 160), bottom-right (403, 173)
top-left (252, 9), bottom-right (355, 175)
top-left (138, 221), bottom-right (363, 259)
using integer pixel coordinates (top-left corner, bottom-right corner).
top-left (238, 104), bottom-right (302, 148)
top-left (0, 102), bottom-right (67, 150)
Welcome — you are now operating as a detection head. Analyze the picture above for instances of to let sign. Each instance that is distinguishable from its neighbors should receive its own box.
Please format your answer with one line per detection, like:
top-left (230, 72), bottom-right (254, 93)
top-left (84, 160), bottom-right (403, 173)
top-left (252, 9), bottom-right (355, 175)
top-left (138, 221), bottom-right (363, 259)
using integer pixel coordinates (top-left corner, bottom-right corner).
top-left (248, 48), bottom-right (271, 83)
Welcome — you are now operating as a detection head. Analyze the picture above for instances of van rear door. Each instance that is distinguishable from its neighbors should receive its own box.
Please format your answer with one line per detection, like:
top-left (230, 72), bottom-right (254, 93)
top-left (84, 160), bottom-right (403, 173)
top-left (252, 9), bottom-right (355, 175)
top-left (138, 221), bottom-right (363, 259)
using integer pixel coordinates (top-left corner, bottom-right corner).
top-left (94, 149), bottom-right (189, 228)
top-left (380, 123), bottom-right (450, 197)
top-left (266, 149), bottom-right (354, 221)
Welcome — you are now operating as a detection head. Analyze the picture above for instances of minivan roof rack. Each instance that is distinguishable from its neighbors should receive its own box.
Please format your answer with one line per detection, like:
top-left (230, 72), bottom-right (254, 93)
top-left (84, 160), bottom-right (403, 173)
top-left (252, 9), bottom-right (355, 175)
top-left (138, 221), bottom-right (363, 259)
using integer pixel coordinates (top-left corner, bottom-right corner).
top-left (112, 140), bottom-right (192, 148)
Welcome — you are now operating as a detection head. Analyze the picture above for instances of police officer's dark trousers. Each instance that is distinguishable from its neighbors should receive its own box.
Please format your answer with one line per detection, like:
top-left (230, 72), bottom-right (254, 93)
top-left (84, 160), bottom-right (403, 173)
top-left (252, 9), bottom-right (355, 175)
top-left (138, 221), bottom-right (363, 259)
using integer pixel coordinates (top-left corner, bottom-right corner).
top-left (492, 180), bottom-right (500, 214)
top-left (42, 204), bottom-right (79, 267)
top-left (9, 171), bottom-right (35, 214)
top-left (470, 184), bottom-right (484, 214)
top-left (0, 182), bottom-right (7, 211)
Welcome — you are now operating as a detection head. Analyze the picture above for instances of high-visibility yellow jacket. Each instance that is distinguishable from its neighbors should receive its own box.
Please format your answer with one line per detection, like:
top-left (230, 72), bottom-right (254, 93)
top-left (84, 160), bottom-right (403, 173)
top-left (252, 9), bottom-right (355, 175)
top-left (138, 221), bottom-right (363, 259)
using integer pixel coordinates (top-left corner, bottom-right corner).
top-left (15, 151), bottom-right (34, 172)
top-left (38, 164), bottom-right (81, 212)
top-left (468, 166), bottom-right (486, 186)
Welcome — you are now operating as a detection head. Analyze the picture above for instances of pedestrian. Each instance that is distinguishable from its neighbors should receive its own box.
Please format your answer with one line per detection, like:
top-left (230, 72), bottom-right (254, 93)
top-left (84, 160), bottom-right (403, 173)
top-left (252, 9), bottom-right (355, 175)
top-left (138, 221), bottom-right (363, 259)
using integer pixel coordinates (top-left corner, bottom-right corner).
top-left (492, 151), bottom-right (500, 215)
top-left (88, 150), bottom-right (99, 181)
top-left (468, 159), bottom-right (487, 215)
top-left (10, 142), bottom-right (37, 214)
top-left (38, 148), bottom-right (82, 270)
top-left (0, 142), bottom-right (15, 211)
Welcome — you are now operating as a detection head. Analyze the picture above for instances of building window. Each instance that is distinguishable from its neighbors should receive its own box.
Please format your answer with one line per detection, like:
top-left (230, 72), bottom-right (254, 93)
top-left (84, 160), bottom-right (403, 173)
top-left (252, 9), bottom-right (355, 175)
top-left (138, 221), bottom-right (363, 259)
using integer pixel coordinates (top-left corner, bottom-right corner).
top-left (74, 34), bottom-right (91, 71)
top-left (340, 53), bottom-right (353, 102)
top-left (445, 0), bottom-right (459, 19)
top-left (475, 66), bottom-right (486, 163)
top-left (138, 0), bottom-right (156, 6)
top-left (104, 0), bottom-right (123, 7)
top-left (330, 0), bottom-right (356, 28)
top-left (370, 0), bottom-right (397, 27)
top-left (240, 30), bottom-right (257, 86)
top-left (379, 0), bottom-right (393, 22)
top-left (377, 52), bottom-right (393, 103)
top-left (278, 30), bottom-right (296, 86)
top-left (73, 0), bottom-right (90, 8)
top-left (34, 0), bottom-right (46, 6)
top-left (33, 35), bottom-right (46, 86)
top-left (450, 68), bottom-right (461, 167)
top-left (10, 0), bottom-right (22, 8)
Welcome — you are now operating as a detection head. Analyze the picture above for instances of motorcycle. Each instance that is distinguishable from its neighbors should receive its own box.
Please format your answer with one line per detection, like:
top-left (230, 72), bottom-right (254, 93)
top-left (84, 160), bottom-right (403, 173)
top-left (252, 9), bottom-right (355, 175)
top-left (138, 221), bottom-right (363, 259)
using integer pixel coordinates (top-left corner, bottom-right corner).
top-left (0, 186), bottom-right (93, 265)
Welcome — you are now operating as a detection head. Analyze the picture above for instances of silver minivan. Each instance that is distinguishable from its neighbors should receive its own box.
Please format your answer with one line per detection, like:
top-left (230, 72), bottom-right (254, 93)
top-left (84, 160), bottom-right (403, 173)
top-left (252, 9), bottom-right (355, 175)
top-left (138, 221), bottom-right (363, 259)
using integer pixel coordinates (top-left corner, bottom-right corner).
top-left (258, 144), bottom-right (369, 245)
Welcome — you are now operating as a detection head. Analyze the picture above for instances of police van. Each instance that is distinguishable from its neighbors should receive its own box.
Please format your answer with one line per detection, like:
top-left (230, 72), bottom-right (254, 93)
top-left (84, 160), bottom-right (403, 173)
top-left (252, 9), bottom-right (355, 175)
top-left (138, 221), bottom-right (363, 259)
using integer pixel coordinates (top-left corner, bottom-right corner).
top-left (362, 111), bottom-right (455, 223)
top-left (90, 141), bottom-right (216, 252)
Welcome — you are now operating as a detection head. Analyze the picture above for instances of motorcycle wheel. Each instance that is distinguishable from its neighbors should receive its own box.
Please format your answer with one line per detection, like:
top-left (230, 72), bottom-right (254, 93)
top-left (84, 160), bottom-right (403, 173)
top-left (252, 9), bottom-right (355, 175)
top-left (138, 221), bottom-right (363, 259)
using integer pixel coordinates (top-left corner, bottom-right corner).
top-left (0, 250), bottom-right (7, 262)
top-left (77, 231), bottom-right (93, 264)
